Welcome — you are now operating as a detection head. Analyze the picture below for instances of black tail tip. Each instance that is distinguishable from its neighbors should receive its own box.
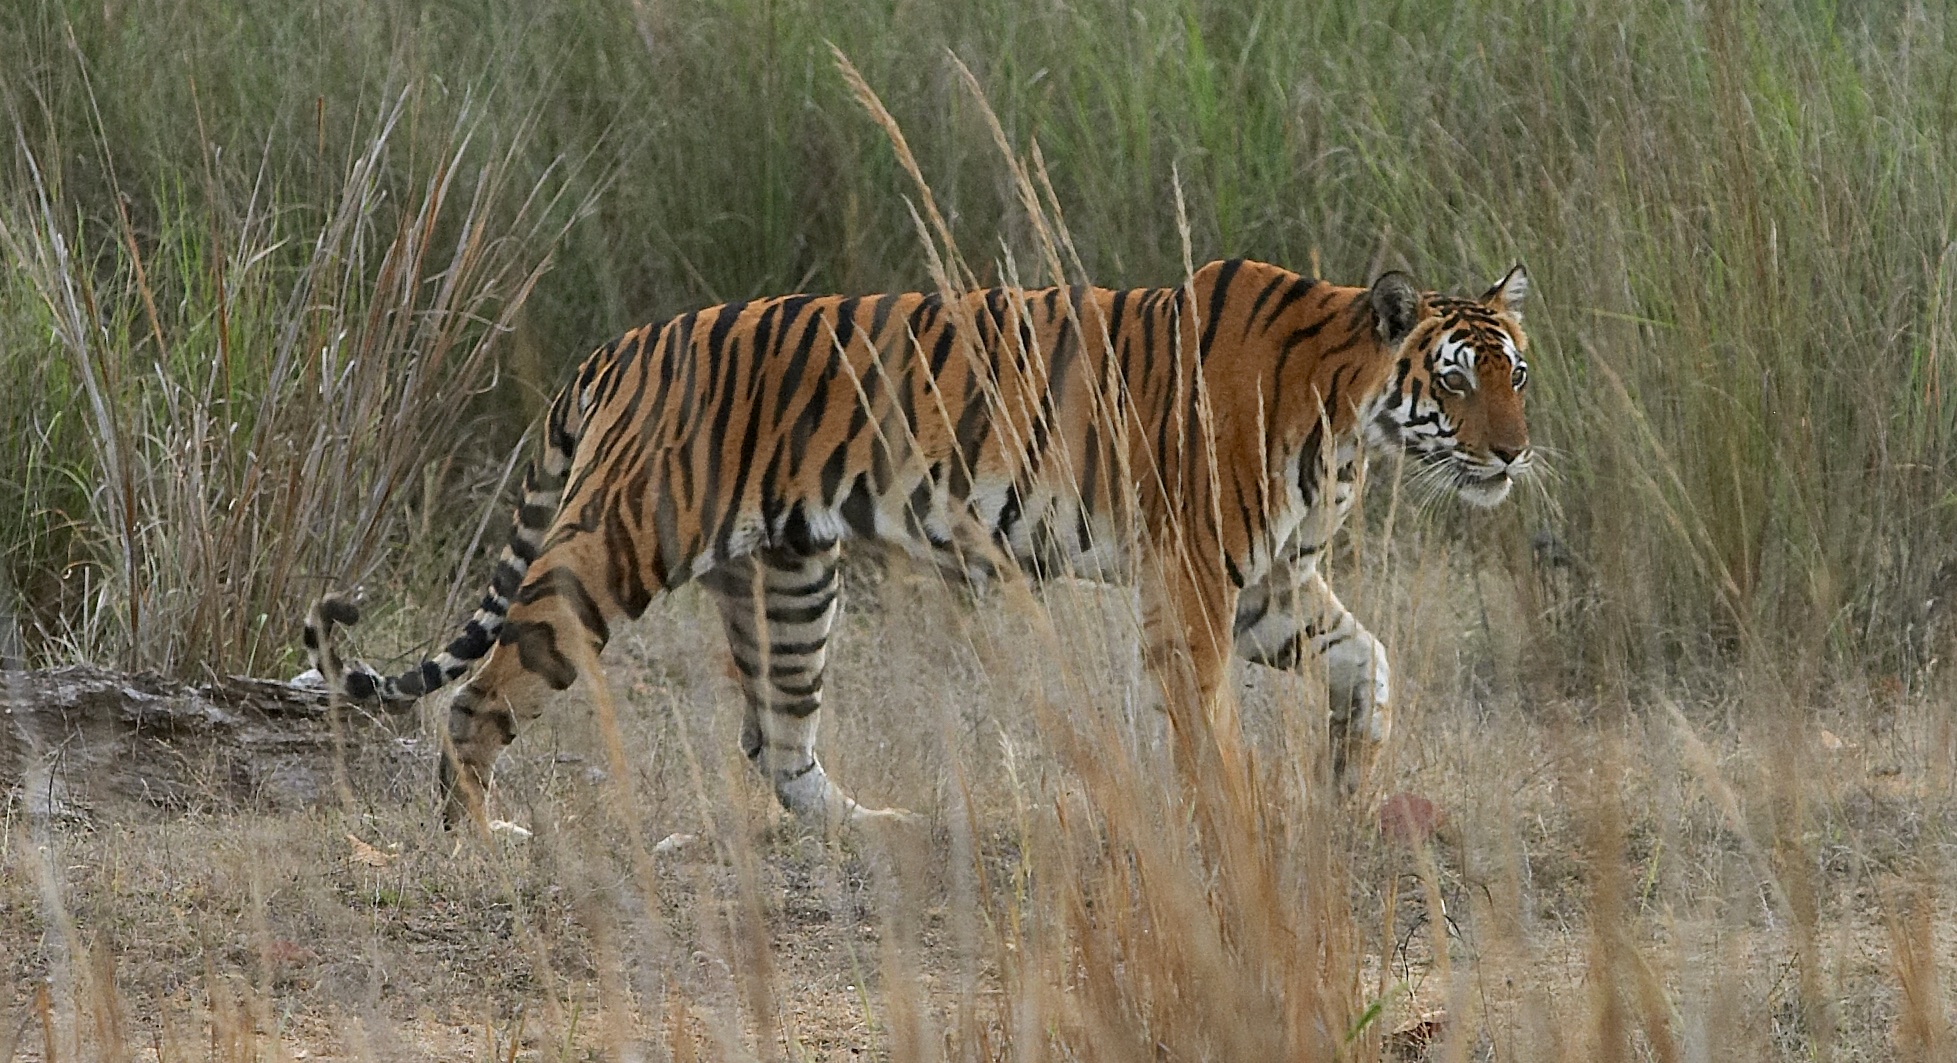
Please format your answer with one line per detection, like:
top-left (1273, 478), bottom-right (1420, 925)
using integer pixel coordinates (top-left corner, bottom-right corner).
top-left (318, 595), bottom-right (362, 627)
top-left (344, 670), bottom-right (379, 700)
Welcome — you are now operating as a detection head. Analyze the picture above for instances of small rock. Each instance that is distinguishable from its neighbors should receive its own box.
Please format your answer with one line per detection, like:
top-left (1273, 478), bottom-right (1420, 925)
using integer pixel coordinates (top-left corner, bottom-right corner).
top-left (346, 833), bottom-right (394, 867)
top-left (1386, 1009), bottom-right (1449, 1059)
top-left (653, 832), bottom-right (699, 855)
top-left (1378, 792), bottom-right (1444, 847)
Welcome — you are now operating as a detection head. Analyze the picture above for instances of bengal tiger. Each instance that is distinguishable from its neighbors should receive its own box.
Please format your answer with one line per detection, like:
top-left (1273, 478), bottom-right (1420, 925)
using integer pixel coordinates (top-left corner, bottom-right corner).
top-left (305, 258), bottom-right (1532, 828)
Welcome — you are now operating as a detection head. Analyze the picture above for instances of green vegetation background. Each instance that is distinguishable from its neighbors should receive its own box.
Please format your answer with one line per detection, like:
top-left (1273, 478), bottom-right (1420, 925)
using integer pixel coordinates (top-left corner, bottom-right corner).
top-left (2, 0), bottom-right (1952, 688)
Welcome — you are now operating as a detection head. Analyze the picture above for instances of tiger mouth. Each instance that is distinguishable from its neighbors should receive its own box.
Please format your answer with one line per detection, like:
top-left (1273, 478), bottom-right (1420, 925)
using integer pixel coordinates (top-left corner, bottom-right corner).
top-left (1411, 450), bottom-right (1514, 506)
top-left (1456, 472), bottom-right (1513, 507)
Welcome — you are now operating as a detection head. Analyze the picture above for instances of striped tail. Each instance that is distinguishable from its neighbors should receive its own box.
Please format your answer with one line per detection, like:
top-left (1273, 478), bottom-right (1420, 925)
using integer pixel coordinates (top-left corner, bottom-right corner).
top-left (303, 345), bottom-right (610, 705)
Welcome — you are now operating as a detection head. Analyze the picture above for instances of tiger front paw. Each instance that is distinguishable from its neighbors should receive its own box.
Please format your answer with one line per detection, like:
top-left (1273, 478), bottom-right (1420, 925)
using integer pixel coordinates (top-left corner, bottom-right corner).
top-left (1328, 638), bottom-right (1392, 791)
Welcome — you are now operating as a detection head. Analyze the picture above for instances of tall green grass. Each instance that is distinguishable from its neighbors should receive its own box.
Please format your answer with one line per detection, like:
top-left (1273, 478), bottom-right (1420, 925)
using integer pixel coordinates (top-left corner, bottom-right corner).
top-left (4, 0), bottom-right (1954, 686)
top-left (0, 75), bottom-right (589, 673)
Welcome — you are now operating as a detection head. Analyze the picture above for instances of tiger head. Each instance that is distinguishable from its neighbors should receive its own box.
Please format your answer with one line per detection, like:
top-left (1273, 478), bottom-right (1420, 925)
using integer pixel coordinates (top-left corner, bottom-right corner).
top-left (1363, 267), bottom-right (1533, 507)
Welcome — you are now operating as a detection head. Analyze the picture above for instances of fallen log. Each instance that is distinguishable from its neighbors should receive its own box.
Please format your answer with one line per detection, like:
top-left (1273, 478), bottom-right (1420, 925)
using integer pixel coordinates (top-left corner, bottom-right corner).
top-left (1, 666), bottom-right (420, 824)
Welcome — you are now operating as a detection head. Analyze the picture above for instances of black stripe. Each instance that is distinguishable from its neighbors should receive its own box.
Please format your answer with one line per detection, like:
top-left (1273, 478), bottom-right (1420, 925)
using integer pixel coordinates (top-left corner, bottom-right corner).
top-left (839, 473), bottom-right (878, 539)
top-left (1198, 258), bottom-right (1244, 361)
top-left (699, 303), bottom-right (754, 520)
top-left (444, 619), bottom-right (496, 663)
top-left (785, 360), bottom-right (834, 483)
top-left (818, 444), bottom-right (850, 507)
top-left (715, 346), bottom-right (774, 559)
top-left (650, 486), bottom-right (683, 589)
top-left (1233, 467), bottom-right (1257, 537)
top-left (758, 438), bottom-right (790, 545)
top-left (949, 387), bottom-right (991, 501)
top-left (702, 300), bottom-right (751, 398)
top-left (605, 511), bottom-right (652, 617)
top-left (1080, 421), bottom-right (1101, 514)
top-left (995, 484), bottom-right (1024, 542)
top-left (665, 311), bottom-right (704, 428)
top-left (773, 698), bottom-right (823, 720)
top-left (926, 311), bottom-right (958, 379)
top-left (1243, 270), bottom-right (1288, 338)
top-left (865, 292), bottom-right (898, 347)
top-left (700, 564), bottom-right (756, 599)
top-left (782, 500), bottom-right (828, 554)
top-left (769, 296), bottom-right (824, 424)
top-left (642, 317), bottom-right (683, 426)
top-left (514, 569), bottom-right (611, 646)
top-left (1233, 591), bottom-right (1271, 634)
top-left (904, 478), bottom-right (933, 538)
top-left (1296, 427), bottom-right (1324, 505)
top-left (772, 675), bottom-right (825, 698)
top-left (500, 620), bottom-right (578, 690)
top-left (868, 369), bottom-right (897, 493)
top-left (585, 340), bottom-right (627, 411)
top-left (824, 299), bottom-right (865, 460)
top-left (1152, 299), bottom-right (1182, 499)
top-left (1272, 309), bottom-right (1340, 383)
top-left (510, 536), bottom-right (540, 564)
top-left (768, 570), bottom-right (837, 598)
top-left (1102, 288), bottom-right (1130, 361)
top-left (768, 593), bottom-right (838, 625)
top-left (1030, 287), bottom-right (1083, 479)
top-left (1262, 278), bottom-right (1320, 331)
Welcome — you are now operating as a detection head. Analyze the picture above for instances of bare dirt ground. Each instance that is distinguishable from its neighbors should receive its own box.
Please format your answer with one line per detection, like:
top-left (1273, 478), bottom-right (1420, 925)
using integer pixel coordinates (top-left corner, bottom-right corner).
top-left (4, 555), bottom-right (1954, 1061)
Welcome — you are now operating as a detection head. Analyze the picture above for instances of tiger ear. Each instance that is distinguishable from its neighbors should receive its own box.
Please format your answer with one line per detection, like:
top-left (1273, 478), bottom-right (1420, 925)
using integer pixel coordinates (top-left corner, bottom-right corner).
top-left (1482, 265), bottom-right (1528, 320)
top-left (1369, 271), bottom-right (1423, 348)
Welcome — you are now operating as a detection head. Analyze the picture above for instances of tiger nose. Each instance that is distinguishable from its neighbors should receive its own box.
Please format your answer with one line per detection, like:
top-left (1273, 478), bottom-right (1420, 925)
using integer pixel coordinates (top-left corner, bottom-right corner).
top-left (1490, 445), bottom-right (1523, 464)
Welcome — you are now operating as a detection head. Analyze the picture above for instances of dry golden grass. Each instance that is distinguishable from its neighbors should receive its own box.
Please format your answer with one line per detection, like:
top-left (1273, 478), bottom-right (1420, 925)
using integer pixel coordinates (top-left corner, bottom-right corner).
top-left (5, 527), bottom-right (1955, 1061)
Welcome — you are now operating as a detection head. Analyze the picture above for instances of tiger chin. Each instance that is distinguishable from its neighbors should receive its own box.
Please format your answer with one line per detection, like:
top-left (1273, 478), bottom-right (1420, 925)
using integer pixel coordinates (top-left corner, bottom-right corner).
top-left (303, 257), bottom-right (1533, 832)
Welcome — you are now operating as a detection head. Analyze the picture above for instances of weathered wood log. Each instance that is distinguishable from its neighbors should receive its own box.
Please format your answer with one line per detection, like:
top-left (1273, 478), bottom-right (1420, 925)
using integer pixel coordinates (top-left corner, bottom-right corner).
top-left (1, 666), bottom-right (419, 823)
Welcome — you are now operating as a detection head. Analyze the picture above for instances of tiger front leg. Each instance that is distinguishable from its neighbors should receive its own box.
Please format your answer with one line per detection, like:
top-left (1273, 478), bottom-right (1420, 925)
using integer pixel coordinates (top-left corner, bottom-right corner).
top-left (1323, 623), bottom-right (1391, 791)
top-left (1233, 566), bottom-right (1390, 793)
top-left (1140, 560), bottom-right (1249, 812)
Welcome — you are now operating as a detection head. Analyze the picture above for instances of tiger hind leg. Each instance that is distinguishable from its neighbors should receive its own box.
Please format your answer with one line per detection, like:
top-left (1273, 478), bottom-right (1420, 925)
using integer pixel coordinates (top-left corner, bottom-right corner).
top-left (440, 550), bottom-right (644, 830)
top-left (706, 546), bottom-right (911, 825)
